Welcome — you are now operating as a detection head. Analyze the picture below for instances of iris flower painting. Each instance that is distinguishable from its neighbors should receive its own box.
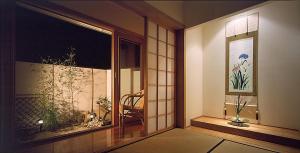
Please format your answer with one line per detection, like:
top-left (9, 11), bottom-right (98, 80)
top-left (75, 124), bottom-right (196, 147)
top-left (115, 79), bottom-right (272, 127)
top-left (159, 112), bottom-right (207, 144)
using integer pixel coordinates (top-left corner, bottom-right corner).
top-left (228, 37), bottom-right (254, 93)
top-left (231, 53), bottom-right (249, 90)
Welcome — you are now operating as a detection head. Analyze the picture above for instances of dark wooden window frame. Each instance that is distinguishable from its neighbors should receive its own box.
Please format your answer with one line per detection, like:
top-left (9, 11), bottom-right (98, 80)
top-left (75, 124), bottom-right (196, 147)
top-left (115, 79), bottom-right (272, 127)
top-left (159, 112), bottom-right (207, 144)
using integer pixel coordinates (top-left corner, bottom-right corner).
top-left (1, 1), bottom-right (185, 151)
top-left (1, 0), bottom-right (146, 148)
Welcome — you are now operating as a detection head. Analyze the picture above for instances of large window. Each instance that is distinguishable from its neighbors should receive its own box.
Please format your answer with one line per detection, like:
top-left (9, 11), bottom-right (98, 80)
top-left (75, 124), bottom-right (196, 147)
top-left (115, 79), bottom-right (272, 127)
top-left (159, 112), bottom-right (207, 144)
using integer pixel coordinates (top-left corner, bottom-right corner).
top-left (15, 5), bottom-right (112, 142)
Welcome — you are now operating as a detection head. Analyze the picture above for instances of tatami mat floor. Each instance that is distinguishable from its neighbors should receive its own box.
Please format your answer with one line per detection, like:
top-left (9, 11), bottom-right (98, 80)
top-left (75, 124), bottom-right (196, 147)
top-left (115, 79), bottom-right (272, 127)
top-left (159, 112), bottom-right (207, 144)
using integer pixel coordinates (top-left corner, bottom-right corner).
top-left (211, 140), bottom-right (277, 153)
top-left (188, 127), bottom-right (300, 153)
top-left (107, 127), bottom-right (300, 153)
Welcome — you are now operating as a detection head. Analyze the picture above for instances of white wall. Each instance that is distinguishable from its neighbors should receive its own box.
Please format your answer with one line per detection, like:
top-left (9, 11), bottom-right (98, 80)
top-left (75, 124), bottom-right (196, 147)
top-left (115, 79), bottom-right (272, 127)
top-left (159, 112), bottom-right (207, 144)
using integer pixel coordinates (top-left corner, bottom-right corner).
top-left (185, 26), bottom-right (204, 126)
top-left (256, 1), bottom-right (300, 130)
top-left (185, 1), bottom-right (300, 130)
top-left (16, 61), bottom-right (110, 116)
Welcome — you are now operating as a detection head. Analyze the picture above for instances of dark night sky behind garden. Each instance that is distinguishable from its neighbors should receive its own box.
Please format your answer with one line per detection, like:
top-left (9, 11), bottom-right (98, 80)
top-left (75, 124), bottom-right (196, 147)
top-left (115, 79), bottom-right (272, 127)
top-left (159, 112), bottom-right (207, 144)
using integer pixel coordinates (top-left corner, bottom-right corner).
top-left (16, 6), bottom-right (112, 69)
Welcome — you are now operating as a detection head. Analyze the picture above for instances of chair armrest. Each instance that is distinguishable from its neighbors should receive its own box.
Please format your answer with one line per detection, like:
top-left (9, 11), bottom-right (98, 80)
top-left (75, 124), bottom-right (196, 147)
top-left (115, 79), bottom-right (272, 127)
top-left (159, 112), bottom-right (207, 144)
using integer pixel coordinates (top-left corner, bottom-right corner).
top-left (119, 104), bottom-right (124, 115)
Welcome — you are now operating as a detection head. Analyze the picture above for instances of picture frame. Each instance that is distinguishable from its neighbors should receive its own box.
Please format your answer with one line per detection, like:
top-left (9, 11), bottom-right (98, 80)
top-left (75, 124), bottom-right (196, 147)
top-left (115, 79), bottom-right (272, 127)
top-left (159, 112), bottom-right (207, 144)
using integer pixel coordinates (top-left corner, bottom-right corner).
top-left (226, 31), bottom-right (257, 96)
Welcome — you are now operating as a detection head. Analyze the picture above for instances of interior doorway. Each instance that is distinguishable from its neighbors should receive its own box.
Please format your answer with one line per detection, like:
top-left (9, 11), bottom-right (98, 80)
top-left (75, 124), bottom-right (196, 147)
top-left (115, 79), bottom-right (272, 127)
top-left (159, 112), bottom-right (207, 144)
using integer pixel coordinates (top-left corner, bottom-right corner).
top-left (114, 33), bottom-right (145, 132)
top-left (119, 39), bottom-right (141, 97)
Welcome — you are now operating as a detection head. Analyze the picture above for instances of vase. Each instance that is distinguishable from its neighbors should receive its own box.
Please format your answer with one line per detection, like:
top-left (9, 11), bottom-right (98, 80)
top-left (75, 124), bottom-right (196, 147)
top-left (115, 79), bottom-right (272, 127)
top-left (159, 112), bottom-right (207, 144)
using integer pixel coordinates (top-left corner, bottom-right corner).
top-left (235, 113), bottom-right (240, 122)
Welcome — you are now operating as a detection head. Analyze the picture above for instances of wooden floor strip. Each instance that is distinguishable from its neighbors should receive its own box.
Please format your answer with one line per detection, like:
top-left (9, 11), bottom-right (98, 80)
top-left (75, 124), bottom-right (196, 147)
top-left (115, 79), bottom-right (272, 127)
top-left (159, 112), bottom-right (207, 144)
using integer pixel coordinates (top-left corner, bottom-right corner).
top-left (211, 140), bottom-right (279, 153)
top-left (191, 116), bottom-right (300, 148)
top-left (225, 140), bottom-right (278, 153)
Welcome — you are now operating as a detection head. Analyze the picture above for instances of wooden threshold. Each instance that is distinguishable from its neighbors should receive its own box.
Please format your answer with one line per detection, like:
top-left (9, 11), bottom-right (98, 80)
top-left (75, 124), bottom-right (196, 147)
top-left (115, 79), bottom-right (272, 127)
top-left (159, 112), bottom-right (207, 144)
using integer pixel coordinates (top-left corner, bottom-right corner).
top-left (103, 126), bottom-right (174, 152)
top-left (191, 116), bottom-right (300, 148)
top-left (15, 124), bottom-right (146, 153)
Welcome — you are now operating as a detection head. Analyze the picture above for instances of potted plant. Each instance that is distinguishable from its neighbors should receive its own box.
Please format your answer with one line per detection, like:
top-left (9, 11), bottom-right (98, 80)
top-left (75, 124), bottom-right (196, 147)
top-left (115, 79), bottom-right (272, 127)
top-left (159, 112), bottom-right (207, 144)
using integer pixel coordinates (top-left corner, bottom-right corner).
top-left (96, 96), bottom-right (112, 126)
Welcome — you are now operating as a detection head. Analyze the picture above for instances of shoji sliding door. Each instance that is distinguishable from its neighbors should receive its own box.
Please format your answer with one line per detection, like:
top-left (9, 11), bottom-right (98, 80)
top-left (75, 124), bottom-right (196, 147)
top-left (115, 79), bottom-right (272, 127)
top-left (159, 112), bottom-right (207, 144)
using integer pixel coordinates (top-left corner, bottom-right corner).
top-left (166, 30), bottom-right (175, 128)
top-left (147, 20), bottom-right (158, 133)
top-left (146, 20), bottom-right (175, 134)
top-left (158, 26), bottom-right (167, 130)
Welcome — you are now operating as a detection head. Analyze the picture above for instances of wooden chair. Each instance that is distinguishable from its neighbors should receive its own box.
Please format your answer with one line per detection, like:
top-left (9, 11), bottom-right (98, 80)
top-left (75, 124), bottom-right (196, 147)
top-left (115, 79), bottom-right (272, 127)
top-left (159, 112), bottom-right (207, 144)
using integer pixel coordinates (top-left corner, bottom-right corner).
top-left (119, 90), bottom-right (144, 129)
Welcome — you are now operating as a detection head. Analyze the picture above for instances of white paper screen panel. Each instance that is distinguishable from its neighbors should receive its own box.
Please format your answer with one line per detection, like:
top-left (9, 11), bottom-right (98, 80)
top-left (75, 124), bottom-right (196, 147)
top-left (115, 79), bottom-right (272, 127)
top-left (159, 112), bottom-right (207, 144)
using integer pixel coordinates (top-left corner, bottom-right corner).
top-left (158, 56), bottom-right (166, 71)
top-left (158, 101), bottom-right (166, 115)
top-left (148, 53), bottom-right (157, 69)
top-left (147, 37), bottom-right (157, 54)
top-left (148, 69), bottom-right (157, 85)
top-left (158, 26), bottom-right (166, 42)
top-left (148, 102), bottom-right (157, 117)
top-left (171, 114), bottom-right (174, 126)
top-left (148, 21), bottom-right (157, 38)
top-left (225, 13), bottom-right (259, 37)
top-left (167, 31), bottom-right (175, 129)
top-left (167, 113), bottom-right (174, 127)
top-left (168, 31), bottom-right (175, 45)
top-left (158, 41), bottom-right (167, 56)
top-left (167, 45), bottom-right (175, 58)
top-left (167, 86), bottom-right (175, 99)
top-left (148, 86), bottom-right (157, 101)
top-left (167, 72), bottom-right (175, 85)
top-left (158, 86), bottom-right (166, 100)
top-left (158, 116), bottom-right (166, 130)
top-left (148, 117), bottom-right (157, 133)
top-left (167, 100), bottom-right (174, 113)
top-left (146, 20), bottom-right (175, 134)
top-left (167, 59), bottom-right (175, 72)
top-left (167, 114), bottom-right (172, 127)
top-left (147, 20), bottom-right (158, 134)
top-left (158, 71), bottom-right (166, 85)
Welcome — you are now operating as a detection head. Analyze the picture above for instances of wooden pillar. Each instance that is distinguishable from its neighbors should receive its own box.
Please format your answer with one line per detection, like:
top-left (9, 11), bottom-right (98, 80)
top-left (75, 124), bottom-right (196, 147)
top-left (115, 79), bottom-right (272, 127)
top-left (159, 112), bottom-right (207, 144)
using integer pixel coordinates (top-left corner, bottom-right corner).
top-left (0, 0), bottom-right (16, 152)
top-left (113, 32), bottom-right (119, 126)
top-left (175, 29), bottom-right (185, 128)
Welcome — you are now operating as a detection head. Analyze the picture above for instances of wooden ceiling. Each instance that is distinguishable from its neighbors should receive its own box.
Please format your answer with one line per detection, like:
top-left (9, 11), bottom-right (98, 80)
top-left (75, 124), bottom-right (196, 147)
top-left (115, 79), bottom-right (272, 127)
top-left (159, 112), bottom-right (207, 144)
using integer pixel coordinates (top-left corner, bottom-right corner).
top-left (114, 1), bottom-right (185, 30)
top-left (114, 1), bottom-right (266, 30)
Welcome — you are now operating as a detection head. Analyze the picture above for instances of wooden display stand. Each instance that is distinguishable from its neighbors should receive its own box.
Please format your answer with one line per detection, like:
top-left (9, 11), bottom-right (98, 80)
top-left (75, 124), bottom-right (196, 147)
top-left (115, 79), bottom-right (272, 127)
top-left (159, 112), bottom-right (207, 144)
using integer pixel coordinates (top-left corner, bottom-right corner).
top-left (191, 116), bottom-right (300, 148)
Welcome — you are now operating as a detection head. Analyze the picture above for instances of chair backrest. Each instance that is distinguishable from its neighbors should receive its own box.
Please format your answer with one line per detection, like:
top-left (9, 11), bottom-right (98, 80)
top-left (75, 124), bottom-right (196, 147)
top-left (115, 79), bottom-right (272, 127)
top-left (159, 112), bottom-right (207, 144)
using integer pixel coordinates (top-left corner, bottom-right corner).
top-left (120, 90), bottom-right (144, 109)
top-left (133, 90), bottom-right (144, 110)
top-left (135, 96), bottom-right (144, 110)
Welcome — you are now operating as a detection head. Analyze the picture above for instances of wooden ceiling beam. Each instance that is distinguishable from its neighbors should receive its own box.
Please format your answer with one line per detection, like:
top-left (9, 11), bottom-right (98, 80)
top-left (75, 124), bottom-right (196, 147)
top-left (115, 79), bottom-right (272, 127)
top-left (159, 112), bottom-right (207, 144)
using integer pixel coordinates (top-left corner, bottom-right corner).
top-left (113, 1), bottom-right (185, 30)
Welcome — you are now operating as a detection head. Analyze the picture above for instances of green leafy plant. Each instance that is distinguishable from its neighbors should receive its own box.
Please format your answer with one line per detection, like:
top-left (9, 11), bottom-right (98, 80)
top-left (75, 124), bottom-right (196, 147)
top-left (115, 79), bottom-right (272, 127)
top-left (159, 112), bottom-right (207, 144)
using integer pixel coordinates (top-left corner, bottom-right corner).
top-left (35, 47), bottom-right (87, 130)
top-left (38, 57), bottom-right (59, 131)
top-left (96, 96), bottom-right (111, 121)
top-left (54, 48), bottom-right (88, 126)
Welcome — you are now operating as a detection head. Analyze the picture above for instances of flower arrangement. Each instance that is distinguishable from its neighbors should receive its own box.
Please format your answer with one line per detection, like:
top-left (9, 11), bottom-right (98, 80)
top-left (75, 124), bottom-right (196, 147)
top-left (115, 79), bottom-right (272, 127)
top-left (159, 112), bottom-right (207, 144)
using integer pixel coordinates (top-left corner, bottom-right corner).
top-left (233, 94), bottom-right (248, 123)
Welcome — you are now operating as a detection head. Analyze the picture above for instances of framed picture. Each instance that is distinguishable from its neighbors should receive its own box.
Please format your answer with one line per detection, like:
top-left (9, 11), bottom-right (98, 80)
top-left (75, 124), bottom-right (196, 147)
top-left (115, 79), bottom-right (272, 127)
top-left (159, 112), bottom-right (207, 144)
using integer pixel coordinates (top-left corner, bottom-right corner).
top-left (226, 31), bottom-right (257, 96)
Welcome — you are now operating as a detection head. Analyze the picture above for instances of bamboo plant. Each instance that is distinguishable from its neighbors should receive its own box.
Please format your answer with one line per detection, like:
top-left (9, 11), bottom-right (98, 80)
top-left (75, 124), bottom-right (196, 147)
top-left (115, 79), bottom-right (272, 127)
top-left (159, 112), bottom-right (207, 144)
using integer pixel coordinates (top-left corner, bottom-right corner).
top-left (35, 47), bottom-right (87, 131)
